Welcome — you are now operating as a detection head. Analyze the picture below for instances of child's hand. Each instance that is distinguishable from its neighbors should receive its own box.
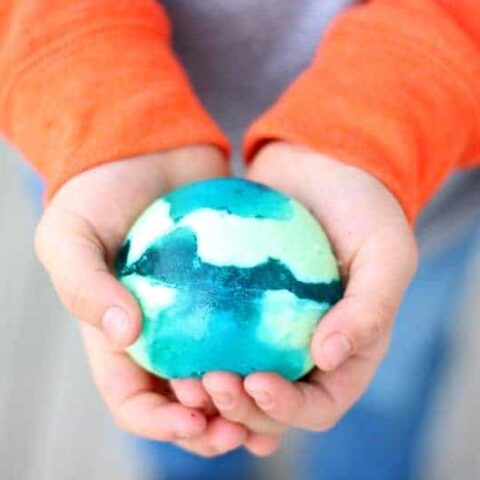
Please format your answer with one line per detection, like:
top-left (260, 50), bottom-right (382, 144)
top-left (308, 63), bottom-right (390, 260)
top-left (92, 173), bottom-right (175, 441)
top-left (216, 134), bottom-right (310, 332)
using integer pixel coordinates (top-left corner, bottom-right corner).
top-left (193, 141), bottom-right (417, 439)
top-left (34, 146), bottom-right (261, 456)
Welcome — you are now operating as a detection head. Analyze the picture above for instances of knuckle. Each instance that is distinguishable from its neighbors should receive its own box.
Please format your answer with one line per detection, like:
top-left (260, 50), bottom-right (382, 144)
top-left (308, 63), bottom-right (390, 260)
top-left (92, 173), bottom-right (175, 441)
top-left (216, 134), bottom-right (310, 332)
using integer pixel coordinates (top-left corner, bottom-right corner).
top-left (371, 299), bottom-right (394, 336)
top-left (59, 277), bottom-right (88, 320)
top-left (34, 208), bottom-right (65, 262)
top-left (278, 408), bottom-right (296, 426)
top-left (363, 295), bottom-right (396, 345)
top-left (310, 414), bottom-right (340, 432)
top-left (114, 411), bottom-right (174, 442)
top-left (223, 407), bottom-right (245, 423)
top-left (342, 295), bottom-right (394, 352)
top-left (34, 218), bottom-right (51, 264)
top-left (266, 421), bottom-right (287, 436)
top-left (112, 408), bottom-right (145, 439)
top-left (57, 270), bottom-right (103, 325)
top-left (198, 450), bottom-right (218, 458)
top-left (377, 336), bottom-right (391, 360)
top-left (112, 412), bottom-right (133, 435)
top-left (177, 443), bottom-right (217, 458)
top-left (373, 291), bottom-right (397, 322)
top-left (405, 239), bottom-right (419, 279)
top-left (251, 448), bottom-right (277, 458)
top-left (390, 229), bottom-right (419, 281)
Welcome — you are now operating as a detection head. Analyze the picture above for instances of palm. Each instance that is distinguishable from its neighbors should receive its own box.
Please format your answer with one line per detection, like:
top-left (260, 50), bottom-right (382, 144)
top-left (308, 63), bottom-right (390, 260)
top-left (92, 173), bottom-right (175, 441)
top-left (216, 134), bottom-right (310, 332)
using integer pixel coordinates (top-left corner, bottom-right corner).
top-left (239, 142), bottom-right (417, 429)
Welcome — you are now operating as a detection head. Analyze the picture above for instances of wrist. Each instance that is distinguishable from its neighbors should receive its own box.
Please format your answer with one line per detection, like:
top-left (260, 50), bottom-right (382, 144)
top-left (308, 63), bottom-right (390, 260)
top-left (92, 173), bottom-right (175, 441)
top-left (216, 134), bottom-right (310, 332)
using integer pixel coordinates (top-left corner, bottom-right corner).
top-left (156, 144), bottom-right (229, 187)
top-left (49, 144), bottom-right (228, 204)
top-left (45, 144), bottom-right (229, 244)
top-left (249, 141), bottom-right (380, 203)
top-left (249, 141), bottom-right (411, 237)
top-left (252, 141), bottom-right (344, 178)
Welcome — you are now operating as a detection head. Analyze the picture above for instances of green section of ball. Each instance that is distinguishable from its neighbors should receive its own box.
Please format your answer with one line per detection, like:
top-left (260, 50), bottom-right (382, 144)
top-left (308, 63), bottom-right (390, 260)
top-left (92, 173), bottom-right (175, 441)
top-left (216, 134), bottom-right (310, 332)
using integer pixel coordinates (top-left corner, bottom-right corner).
top-left (116, 178), bottom-right (342, 380)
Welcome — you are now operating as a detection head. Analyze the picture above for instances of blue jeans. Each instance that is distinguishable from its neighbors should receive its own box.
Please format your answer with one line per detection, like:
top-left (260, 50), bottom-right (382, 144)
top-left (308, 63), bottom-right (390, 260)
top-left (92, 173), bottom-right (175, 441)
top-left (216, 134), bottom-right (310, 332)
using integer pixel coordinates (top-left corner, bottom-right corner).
top-left (25, 171), bottom-right (478, 480)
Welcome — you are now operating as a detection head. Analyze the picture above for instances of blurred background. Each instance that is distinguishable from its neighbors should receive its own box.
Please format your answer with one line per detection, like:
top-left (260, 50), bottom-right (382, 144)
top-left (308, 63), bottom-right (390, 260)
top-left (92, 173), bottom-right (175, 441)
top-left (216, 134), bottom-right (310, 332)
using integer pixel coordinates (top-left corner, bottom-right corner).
top-left (1, 138), bottom-right (480, 480)
top-left (0, 142), bottom-right (139, 480)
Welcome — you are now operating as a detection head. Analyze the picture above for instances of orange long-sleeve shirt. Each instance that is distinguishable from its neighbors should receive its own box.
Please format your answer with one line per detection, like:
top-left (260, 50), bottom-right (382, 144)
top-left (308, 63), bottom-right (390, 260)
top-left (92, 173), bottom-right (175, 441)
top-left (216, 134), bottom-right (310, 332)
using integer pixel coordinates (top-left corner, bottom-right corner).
top-left (0, 0), bottom-right (479, 222)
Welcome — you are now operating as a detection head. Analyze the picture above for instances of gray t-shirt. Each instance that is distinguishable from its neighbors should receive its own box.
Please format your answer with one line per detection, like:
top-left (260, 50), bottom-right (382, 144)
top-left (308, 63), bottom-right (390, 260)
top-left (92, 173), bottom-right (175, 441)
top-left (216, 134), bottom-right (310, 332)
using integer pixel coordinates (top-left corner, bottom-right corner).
top-left (162, 0), bottom-right (480, 253)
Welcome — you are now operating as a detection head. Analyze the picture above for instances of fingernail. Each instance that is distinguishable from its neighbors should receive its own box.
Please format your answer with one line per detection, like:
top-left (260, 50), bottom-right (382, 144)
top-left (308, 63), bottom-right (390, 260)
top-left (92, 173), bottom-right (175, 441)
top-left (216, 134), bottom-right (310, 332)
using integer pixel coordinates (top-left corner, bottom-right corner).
top-left (321, 333), bottom-right (352, 370)
top-left (212, 392), bottom-right (233, 409)
top-left (102, 306), bottom-right (130, 344)
top-left (248, 390), bottom-right (273, 409)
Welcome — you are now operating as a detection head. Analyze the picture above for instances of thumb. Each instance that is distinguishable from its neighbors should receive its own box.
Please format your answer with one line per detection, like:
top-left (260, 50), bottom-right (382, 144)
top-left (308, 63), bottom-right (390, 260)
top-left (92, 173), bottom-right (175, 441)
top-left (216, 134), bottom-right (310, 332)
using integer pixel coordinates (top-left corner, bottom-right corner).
top-left (35, 206), bottom-right (141, 347)
top-left (312, 229), bottom-right (418, 371)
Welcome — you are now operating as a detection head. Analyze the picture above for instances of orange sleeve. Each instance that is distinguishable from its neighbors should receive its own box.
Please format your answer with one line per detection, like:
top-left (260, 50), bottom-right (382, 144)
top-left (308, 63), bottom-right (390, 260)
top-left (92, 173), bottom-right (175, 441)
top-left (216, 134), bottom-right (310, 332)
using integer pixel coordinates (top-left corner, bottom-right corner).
top-left (0, 1), bottom-right (229, 200)
top-left (245, 0), bottom-right (480, 222)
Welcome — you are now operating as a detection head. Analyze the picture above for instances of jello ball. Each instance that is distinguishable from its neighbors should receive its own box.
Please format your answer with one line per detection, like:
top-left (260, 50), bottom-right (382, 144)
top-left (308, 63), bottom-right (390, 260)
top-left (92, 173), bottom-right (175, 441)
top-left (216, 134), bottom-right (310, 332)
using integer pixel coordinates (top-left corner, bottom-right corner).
top-left (116, 178), bottom-right (342, 381)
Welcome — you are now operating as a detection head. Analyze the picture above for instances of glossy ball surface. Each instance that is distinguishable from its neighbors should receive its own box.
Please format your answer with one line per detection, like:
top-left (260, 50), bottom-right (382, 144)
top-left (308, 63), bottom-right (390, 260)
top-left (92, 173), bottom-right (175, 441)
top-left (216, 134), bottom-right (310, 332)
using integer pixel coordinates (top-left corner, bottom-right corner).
top-left (116, 178), bottom-right (341, 380)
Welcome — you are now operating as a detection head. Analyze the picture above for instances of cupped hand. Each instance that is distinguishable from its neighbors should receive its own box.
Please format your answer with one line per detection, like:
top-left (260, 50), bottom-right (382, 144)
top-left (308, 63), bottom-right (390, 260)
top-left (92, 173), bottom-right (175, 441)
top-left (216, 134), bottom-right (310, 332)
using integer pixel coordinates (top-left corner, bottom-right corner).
top-left (34, 146), bottom-right (262, 456)
top-left (184, 141), bottom-right (417, 438)
top-left (244, 142), bottom-right (418, 430)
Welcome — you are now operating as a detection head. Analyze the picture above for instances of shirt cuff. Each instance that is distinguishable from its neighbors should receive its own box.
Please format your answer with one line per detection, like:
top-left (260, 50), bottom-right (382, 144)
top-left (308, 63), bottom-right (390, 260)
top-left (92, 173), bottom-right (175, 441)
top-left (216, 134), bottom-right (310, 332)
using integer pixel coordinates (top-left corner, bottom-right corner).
top-left (245, 0), bottom-right (480, 223)
top-left (0, 4), bottom-right (229, 200)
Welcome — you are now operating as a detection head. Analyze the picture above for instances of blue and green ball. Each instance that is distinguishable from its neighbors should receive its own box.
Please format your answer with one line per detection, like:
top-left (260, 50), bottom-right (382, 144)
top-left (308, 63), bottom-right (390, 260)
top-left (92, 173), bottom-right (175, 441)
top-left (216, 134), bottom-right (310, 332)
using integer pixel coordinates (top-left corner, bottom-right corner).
top-left (116, 178), bottom-right (342, 381)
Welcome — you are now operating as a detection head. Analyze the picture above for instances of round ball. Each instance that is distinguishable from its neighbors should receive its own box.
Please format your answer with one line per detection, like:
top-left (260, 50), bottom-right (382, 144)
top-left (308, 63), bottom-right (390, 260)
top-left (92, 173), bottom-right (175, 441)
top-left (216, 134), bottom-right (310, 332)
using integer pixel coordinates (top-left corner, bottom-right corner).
top-left (116, 178), bottom-right (342, 380)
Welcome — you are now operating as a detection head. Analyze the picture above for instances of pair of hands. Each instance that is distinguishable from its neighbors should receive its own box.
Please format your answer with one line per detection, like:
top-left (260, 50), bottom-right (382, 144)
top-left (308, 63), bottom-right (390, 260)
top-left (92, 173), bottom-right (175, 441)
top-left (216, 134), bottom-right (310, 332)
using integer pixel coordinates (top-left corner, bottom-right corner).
top-left (35, 142), bottom-right (417, 457)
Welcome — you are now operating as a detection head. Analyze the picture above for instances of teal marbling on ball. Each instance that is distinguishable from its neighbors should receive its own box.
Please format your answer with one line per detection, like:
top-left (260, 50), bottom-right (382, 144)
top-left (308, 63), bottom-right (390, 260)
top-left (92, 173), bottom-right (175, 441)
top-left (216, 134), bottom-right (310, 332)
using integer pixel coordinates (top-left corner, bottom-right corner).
top-left (116, 178), bottom-right (342, 381)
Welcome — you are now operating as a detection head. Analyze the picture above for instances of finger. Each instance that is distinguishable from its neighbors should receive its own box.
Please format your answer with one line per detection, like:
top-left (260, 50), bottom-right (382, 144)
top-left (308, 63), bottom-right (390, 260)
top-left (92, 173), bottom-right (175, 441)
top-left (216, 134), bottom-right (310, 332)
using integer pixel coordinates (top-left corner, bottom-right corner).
top-left (312, 229), bottom-right (417, 371)
top-left (245, 433), bottom-right (282, 457)
top-left (245, 343), bottom-right (388, 431)
top-left (81, 323), bottom-right (207, 441)
top-left (177, 416), bottom-right (248, 457)
top-left (170, 379), bottom-right (217, 416)
top-left (203, 372), bottom-right (286, 434)
top-left (35, 207), bottom-right (141, 346)
top-left (245, 372), bottom-right (335, 430)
